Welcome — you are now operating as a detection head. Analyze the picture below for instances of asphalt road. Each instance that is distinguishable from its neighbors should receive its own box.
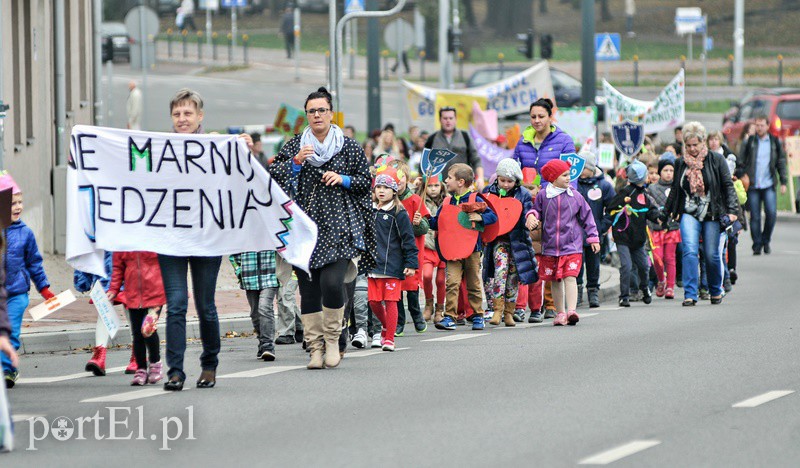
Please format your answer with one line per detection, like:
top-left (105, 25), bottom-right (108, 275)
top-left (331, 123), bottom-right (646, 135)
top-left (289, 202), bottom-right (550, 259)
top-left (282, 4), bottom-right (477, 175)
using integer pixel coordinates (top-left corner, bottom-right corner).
top-left (3, 222), bottom-right (799, 465)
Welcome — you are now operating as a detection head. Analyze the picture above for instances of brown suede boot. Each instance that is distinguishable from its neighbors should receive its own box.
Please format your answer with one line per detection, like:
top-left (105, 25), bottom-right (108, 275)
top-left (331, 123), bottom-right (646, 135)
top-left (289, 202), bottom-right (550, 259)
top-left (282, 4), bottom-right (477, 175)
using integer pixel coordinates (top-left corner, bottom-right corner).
top-left (433, 304), bottom-right (445, 323)
top-left (489, 297), bottom-right (505, 326)
top-left (503, 300), bottom-right (517, 327)
top-left (322, 306), bottom-right (345, 368)
top-left (423, 298), bottom-right (434, 322)
top-left (300, 312), bottom-right (324, 369)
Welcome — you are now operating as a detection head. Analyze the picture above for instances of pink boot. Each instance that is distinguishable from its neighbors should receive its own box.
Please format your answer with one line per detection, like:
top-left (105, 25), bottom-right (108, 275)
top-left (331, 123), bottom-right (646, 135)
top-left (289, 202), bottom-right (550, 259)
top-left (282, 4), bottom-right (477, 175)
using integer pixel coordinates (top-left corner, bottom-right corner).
top-left (553, 312), bottom-right (568, 326)
top-left (131, 369), bottom-right (147, 386)
top-left (147, 361), bottom-right (163, 384)
top-left (656, 282), bottom-right (666, 297)
top-left (85, 346), bottom-right (107, 376)
top-left (567, 310), bottom-right (580, 326)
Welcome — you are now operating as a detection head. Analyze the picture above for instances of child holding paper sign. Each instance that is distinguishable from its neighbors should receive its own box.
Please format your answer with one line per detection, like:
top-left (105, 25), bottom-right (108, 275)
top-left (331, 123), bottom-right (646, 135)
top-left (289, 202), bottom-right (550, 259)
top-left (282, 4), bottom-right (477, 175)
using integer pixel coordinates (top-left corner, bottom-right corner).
top-left (0, 173), bottom-right (54, 389)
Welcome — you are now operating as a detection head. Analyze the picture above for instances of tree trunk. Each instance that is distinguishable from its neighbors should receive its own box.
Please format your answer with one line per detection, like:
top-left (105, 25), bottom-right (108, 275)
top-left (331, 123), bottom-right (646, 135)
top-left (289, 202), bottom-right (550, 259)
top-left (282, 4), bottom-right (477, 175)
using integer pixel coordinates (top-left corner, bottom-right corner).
top-left (486, 0), bottom-right (533, 37)
top-left (600, 0), bottom-right (612, 21)
top-left (462, 0), bottom-right (478, 27)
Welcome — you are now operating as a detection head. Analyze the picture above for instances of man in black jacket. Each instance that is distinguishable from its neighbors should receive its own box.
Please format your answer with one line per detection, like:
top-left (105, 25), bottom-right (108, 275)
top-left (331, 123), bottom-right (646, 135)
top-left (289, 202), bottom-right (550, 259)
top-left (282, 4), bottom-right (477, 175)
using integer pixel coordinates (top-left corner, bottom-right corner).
top-left (736, 115), bottom-right (789, 255)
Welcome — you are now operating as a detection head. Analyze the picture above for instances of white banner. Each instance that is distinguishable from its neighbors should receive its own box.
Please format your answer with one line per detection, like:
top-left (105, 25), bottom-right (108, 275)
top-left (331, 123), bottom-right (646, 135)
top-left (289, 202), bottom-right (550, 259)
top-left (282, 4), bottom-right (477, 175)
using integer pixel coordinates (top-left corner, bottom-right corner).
top-left (403, 61), bottom-right (555, 127)
top-left (66, 126), bottom-right (318, 277)
top-left (603, 69), bottom-right (685, 134)
top-left (90, 281), bottom-right (121, 339)
top-left (555, 106), bottom-right (597, 151)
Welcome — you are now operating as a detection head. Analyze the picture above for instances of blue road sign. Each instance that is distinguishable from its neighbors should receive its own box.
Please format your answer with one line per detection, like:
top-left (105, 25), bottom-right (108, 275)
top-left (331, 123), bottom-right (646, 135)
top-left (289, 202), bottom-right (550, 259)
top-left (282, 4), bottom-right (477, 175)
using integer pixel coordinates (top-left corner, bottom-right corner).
top-left (221, 0), bottom-right (247, 7)
top-left (559, 153), bottom-right (585, 181)
top-left (595, 33), bottom-right (621, 62)
top-left (345, 0), bottom-right (365, 14)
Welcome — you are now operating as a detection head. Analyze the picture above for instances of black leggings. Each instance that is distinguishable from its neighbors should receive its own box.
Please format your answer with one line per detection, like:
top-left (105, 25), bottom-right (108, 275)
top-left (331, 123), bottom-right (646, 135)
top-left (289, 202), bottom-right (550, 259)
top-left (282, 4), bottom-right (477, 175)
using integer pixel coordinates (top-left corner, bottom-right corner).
top-left (128, 308), bottom-right (161, 369)
top-left (295, 259), bottom-right (350, 315)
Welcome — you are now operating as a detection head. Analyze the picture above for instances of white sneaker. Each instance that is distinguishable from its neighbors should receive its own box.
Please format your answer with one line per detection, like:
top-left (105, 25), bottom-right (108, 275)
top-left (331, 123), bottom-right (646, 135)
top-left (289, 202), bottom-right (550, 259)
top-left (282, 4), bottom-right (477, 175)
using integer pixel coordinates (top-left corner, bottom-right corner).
top-left (351, 328), bottom-right (367, 349)
top-left (370, 333), bottom-right (382, 349)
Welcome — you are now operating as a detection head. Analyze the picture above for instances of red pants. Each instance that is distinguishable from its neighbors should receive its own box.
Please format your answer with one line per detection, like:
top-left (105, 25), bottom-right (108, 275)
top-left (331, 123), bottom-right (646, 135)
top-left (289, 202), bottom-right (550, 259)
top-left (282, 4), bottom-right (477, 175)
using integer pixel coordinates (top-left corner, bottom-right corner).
top-left (651, 230), bottom-right (680, 289)
top-left (458, 278), bottom-right (475, 319)
top-left (422, 248), bottom-right (446, 304)
top-left (369, 300), bottom-right (398, 343)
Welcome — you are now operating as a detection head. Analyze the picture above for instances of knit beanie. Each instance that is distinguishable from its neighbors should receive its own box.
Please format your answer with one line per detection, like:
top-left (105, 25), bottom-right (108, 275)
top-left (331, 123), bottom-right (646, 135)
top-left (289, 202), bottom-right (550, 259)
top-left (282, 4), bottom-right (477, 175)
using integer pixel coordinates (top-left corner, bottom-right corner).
top-left (373, 173), bottom-right (398, 192)
top-left (579, 149), bottom-right (597, 174)
top-left (541, 159), bottom-right (571, 183)
top-left (626, 160), bottom-right (648, 185)
top-left (495, 158), bottom-right (523, 182)
top-left (657, 158), bottom-right (675, 176)
top-left (659, 151), bottom-right (676, 164)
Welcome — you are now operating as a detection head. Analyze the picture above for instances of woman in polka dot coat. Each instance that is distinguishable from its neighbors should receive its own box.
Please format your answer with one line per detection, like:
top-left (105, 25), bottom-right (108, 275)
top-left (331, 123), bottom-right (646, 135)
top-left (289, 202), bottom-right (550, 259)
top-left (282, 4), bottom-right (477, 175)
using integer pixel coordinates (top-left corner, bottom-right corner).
top-left (269, 87), bottom-right (375, 369)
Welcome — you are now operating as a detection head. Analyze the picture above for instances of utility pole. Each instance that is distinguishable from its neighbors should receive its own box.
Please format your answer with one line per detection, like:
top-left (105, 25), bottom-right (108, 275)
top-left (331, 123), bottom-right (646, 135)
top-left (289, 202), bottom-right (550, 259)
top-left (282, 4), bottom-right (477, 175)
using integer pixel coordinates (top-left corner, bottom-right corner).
top-left (733, 0), bottom-right (744, 86)
top-left (329, 0), bottom-right (337, 103)
top-left (93, 0), bottom-right (103, 125)
top-left (438, 0), bottom-right (450, 89)
top-left (367, 0), bottom-right (381, 132)
top-left (580, 0), bottom-right (596, 106)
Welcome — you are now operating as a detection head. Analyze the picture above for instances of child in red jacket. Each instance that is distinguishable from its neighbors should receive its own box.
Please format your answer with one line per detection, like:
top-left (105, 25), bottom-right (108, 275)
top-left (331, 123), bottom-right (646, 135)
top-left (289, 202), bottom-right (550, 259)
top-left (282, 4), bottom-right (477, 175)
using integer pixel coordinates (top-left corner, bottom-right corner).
top-left (107, 251), bottom-right (166, 386)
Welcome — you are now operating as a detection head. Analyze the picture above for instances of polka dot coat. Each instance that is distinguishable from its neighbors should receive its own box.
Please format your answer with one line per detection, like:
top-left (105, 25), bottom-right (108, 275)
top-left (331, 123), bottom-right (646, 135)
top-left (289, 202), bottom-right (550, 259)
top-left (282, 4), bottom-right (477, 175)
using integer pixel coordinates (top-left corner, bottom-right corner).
top-left (270, 135), bottom-right (377, 273)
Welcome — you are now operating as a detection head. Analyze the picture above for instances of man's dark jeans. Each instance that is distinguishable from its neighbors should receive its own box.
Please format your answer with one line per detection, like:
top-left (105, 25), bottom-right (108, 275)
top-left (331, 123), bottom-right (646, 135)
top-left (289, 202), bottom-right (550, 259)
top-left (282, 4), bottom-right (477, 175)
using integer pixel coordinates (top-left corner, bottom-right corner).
top-left (748, 187), bottom-right (777, 250)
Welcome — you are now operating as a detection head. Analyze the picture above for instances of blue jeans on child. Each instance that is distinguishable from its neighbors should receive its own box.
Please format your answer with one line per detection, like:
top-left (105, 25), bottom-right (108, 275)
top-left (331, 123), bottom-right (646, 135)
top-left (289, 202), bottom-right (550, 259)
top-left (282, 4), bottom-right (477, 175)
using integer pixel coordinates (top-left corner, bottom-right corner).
top-left (1, 293), bottom-right (29, 374)
top-left (617, 245), bottom-right (649, 300)
top-left (680, 214), bottom-right (723, 300)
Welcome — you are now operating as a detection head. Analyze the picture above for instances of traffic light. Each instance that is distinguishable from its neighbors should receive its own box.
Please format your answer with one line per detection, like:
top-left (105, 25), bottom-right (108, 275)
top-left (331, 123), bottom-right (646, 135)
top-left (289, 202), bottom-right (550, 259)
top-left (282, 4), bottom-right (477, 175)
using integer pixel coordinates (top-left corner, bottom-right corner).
top-left (517, 30), bottom-right (534, 60)
top-left (540, 34), bottom-right (553, 59)
top-left (447, 27), bottom-right (462, 54)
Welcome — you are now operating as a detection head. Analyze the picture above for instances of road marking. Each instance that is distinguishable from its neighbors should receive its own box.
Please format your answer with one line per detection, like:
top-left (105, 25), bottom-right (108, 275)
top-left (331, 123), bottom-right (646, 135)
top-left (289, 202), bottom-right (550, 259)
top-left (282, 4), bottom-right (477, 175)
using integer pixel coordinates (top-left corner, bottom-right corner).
top-left (18, 366), bottom-right (128, 384)
top-left (495, 312), bottom-right (601, 330)
top-left (422, 333), bottom-right (488, 342)
top-left (346, 347), bottom-right (409, 358)
top-left (12, 414), bottom-right (44, 423)
top-left (578, 440), bottom-right (661, 465)
top-left (81, 387), bottom-right (191, 403)
top-left (218, 365), bottom-right (304, 379)
top-left (732, 390), bottom-right (795, 408)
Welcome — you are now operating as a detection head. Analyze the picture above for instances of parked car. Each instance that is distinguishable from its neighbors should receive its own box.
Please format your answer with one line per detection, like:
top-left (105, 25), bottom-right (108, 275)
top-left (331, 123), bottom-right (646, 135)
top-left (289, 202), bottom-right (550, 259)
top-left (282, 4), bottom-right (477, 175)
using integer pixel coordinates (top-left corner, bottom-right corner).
top-left (466, 66), bottom-right (606, 120)
top-left (156, 0), bottom-right (181, 17)
top-left (296, 0), bottom-right (329, 12)
top-left (101, 22), bottom-right (131, 63)
top-left (722, 88), bottom-right (800, 145)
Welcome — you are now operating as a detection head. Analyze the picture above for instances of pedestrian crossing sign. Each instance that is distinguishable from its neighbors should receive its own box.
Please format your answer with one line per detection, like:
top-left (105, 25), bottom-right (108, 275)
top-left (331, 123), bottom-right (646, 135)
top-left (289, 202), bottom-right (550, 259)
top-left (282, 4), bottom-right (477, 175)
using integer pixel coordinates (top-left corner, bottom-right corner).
top-left (595, 33), bottom-right (621, 61)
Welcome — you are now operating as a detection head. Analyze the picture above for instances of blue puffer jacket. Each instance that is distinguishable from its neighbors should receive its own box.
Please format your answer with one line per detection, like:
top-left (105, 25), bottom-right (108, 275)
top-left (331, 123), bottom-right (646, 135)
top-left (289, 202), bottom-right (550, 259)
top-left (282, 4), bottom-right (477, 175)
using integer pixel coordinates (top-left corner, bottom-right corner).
top-left (4, 221), bottom-right (49, 296)
top-left (512, 125), bottom-right (576, 177)
top-left (577, 171), bottom-right (616, 244)
top-left (482, 183), bottom-right (538, 285)
top-left (73, 251), bottom-right (114, 293)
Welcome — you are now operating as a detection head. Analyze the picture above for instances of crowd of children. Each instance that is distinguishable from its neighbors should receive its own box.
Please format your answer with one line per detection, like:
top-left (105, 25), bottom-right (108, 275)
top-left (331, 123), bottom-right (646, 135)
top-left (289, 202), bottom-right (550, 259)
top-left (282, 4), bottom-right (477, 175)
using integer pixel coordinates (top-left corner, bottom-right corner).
top-left (1, 119), bottom-right (752, 389)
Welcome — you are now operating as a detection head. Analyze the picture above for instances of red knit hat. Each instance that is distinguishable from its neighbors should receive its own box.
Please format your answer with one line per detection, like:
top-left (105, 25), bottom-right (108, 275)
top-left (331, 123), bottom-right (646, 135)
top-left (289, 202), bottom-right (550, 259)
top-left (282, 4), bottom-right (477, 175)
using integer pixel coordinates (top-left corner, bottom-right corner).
top-left (540, 159), bottom-right (571, 183)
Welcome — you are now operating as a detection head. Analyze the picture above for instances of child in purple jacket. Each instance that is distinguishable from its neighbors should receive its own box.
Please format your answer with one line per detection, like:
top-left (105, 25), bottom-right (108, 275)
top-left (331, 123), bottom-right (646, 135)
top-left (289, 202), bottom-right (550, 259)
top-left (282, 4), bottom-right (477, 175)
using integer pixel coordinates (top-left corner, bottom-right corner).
top-left (529, 159), bottom-right (600, 326)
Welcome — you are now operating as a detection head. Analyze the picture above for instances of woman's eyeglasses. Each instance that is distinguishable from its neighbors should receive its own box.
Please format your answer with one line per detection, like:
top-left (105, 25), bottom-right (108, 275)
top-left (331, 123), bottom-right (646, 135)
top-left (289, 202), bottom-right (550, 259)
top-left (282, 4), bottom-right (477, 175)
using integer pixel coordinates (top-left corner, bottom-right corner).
top-left (306, 108), bottom-right (330, 115)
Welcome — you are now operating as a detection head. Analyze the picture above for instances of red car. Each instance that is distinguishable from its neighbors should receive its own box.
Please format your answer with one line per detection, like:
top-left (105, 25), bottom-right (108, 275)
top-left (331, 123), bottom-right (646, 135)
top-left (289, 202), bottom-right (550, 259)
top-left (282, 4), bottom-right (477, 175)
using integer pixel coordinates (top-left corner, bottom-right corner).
top-left (723, 88), bottom-right (800, 146)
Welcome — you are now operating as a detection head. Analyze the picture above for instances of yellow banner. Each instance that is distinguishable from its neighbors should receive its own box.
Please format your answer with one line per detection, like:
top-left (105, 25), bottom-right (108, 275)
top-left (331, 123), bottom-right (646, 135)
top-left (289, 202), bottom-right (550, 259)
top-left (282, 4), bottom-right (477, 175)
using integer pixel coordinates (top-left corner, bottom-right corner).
top-left (434, 93), bottom-right (488, 131)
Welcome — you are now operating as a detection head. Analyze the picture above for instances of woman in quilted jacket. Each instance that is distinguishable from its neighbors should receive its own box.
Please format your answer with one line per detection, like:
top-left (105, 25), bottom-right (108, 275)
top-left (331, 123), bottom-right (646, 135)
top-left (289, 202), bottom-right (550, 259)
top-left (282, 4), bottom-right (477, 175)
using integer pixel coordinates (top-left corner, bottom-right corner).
top-left (512, 98), bottom-right (576, 186)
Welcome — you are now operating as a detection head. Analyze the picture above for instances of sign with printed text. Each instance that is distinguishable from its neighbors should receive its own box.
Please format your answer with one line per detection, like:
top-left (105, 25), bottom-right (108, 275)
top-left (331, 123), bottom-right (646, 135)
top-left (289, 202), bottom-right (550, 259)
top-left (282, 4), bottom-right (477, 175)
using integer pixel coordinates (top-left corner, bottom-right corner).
top-left (611, 120), bottom-right (645, 158)
top-left (603, 69), bottom-right (685, 134)
top-left (555, 106), bottom-right (597, 151)
top-left (597, 143), bottom-right (616, 170)
top-left (420, 148), bottom-right (458, 177)
top-left (90, 281), bottom-right (121, 339)
top-left (560, 153), bottom-right (585, 181)
top-left (29, 290), bottom-right (77, 321)
top-left (66, 126), bottom-right (319, 278)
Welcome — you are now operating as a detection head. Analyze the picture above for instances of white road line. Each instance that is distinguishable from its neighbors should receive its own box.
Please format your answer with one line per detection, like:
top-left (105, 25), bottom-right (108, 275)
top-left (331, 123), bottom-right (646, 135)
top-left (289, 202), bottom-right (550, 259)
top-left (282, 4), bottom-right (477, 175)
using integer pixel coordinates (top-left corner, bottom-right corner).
top-left (578, 440), bottom-right (661, 465)
top-left (81, 387), bottom-right (190, 403)
top-left (494, 312), bottom-right (601, 330)
top-left (732, 390), bottom-right (795, 408)
top-left (422, 333), bottom-right (488, 342)
top-left (346, 347), bottom-right (409, 358)
top-left (18, 366), bottom-right (128, 384)
top-left (12, 414), bottom-right (44, 423)
top-left (217, 365), bottom-right (304, 379)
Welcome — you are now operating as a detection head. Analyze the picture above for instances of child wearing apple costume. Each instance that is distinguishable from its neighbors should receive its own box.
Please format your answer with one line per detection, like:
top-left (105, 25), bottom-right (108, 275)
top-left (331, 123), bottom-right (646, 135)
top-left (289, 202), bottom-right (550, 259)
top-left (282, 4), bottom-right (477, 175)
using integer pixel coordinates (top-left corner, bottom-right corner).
top-left (529, 160), bottom-right (600, 326)
top-left (482, 159), bottom-right (538, 327)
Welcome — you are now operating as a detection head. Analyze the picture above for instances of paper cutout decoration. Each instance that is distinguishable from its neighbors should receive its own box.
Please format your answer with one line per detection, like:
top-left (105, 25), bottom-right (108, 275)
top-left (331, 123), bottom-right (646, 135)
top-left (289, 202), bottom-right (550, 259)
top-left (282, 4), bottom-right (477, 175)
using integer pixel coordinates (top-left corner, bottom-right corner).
top-left (505, 124), bottom-right (522, 150)
top-left (468, 125), bottom-right (515, 179)
top-left (471, 101), bottom-right (499, 141)
top-left (29, 290), bottom-right (78, 321)
top-left (437, 203), bottom-right (479, 260)
top-left (481, 194), bottom-right (523, 243)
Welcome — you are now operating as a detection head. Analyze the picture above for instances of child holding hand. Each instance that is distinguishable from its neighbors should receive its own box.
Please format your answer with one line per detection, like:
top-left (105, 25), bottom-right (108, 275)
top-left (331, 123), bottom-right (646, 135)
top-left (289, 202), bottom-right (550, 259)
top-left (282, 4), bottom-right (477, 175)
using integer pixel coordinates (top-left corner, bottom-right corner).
top-left (529, 160), bottom-right (600, 326)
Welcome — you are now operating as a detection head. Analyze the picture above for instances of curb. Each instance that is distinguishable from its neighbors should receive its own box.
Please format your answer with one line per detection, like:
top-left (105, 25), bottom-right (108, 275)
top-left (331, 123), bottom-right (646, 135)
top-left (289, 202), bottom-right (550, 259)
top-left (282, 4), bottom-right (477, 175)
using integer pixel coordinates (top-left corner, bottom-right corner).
top-left (20, 315), bottom-right (255, 355)
top-left (778, 211), bottom-right (800, 223)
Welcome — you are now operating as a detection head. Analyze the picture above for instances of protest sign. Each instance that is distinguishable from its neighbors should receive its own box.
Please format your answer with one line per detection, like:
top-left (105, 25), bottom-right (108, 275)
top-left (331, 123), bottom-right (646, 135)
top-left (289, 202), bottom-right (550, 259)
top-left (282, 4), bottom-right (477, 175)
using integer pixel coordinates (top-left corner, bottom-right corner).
top-left (785, 136), bottom-right (800, 177)
top-left (555, 106), bottom-right (597, 151)
top-left (469, 125), bottom-right (515, 179)
top-left (434, 93), bottom-right (488, 131)
top-left (603, 69), bottom-right (685, 134)
top-left (404, 62), bottom-right (554, 128)
top-left (66, 126), bottom-right (318, 277)
top-left (29, 290), bottom-right (77, 321)
top-left (597, 143), bottom-right (616, 170)
top-left (90, 281), bottom-right (122, 339)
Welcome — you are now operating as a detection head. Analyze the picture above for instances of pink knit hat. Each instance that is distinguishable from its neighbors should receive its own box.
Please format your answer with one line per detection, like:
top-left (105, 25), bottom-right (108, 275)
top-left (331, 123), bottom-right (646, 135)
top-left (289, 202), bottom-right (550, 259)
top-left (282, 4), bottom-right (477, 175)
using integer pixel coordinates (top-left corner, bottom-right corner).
top-left (0, 172), bottom-right (21, 195)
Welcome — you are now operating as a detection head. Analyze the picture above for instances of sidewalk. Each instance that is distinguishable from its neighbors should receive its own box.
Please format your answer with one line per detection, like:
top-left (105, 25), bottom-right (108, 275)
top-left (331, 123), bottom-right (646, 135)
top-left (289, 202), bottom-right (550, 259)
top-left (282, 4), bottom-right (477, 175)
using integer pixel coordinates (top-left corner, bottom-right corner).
top-left (19, 255), bottom-right (619, 355)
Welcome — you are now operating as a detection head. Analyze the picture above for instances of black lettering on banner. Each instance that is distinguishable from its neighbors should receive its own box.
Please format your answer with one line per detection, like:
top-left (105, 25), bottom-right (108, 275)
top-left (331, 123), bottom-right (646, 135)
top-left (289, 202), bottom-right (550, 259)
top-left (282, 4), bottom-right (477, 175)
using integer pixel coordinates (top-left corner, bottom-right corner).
top-left (238, 190), bottom-right (260, 228)
top-left (184, 140), bottom-right (207, 174)
top-left (209, 141), bottom-right (232, 175)
top-left (234, 143), bottom-right (256, 182)
top-left (96, 186), bottom-right (118, 222)
top-left (227, 190), bottom-right (235, 228)
top-left (145, 188), bottom-right (168, 227)
top-left (173, 189), bottom-right (193, 229)
top-left (248, 179), bottom-right (274, 207)
top-left (76, 133), bottom-right (99, 171)
top-left (199, 189), bottom-right (225, 229)
top-left (121, 186), bottom-right (146, 224)
top-left (157, 140), bottom-right (183, 173)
